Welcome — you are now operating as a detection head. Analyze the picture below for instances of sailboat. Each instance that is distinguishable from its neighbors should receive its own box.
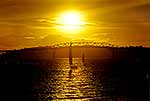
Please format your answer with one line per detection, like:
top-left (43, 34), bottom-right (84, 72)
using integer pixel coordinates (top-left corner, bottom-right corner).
top-left (69, 42), bottom-right (72, 65)
top-left (69, 42), bottom-right (78, 69)
top-left (82, 52), bottom-right (85, 63)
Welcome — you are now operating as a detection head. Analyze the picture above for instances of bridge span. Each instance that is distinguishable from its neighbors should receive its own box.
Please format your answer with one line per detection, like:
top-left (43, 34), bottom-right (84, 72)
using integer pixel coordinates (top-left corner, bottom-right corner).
top-left (51, 41), bottom-right (118, 48)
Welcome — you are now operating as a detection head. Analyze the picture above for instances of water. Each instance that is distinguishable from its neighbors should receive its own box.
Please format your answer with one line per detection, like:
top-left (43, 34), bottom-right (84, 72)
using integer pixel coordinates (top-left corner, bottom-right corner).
top-left (31, 58), bottom-right (145, 101)
top-left (0, 47), bottom-right (149, 101)
top-left (0, 56), bottom-right (147, 101)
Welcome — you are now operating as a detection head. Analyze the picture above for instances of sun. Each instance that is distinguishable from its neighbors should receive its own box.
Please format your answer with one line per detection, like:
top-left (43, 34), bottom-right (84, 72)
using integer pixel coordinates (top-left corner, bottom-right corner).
top-left (56, 11), bottom-right (85, 34)
top-left (60, 12), bottom-right (81, 25)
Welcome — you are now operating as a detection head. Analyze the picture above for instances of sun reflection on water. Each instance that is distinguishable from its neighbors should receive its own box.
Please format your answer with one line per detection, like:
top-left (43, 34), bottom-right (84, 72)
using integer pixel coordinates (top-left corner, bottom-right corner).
top-left (50, 58), bottom-right (98, 100)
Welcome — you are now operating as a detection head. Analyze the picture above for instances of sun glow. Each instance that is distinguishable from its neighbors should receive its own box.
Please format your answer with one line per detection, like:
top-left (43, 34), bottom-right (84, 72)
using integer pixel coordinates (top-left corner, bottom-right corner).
top-left (56, 11), bottom-right (85, 34)
top-left (59, 12), bottom-right (82, 25)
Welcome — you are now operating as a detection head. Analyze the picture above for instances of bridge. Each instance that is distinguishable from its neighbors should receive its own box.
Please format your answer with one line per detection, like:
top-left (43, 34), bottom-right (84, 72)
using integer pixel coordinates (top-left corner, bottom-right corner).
top-left (51, 41), bottom-right (118, 48)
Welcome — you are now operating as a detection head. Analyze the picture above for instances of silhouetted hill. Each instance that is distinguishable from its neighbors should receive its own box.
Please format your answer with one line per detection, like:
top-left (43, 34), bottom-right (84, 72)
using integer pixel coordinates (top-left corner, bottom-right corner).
top-left (1, 45), bottom-right (149, 59)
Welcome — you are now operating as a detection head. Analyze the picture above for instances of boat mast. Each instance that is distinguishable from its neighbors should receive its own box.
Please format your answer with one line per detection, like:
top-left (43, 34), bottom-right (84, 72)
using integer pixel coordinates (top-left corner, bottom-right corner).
top-left (82, 52), bottom-right (85, 63)
top-left (69, 42), bottom-right (73, 65)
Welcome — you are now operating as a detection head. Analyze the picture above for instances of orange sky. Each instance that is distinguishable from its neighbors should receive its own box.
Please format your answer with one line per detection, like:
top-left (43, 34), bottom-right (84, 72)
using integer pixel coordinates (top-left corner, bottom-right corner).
top-left (0, 0), bottom-right (150, 49)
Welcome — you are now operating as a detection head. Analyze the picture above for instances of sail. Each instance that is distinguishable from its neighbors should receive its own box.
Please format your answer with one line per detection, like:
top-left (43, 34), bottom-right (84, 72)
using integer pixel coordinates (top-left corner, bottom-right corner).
top-left (69, 42), bottom-right (72, 65)
top-left (82, 52), bottom-right (85, 63)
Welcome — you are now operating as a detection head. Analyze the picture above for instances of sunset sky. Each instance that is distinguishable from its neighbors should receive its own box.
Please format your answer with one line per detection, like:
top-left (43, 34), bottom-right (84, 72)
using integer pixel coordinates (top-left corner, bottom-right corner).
top-left (0, 0), bottom-right (150, 49)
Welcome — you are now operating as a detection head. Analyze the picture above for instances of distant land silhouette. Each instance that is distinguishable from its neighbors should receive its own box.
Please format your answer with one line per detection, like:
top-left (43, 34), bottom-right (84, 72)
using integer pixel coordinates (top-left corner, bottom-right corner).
top-left (0, 45), bottom-right (149, 59)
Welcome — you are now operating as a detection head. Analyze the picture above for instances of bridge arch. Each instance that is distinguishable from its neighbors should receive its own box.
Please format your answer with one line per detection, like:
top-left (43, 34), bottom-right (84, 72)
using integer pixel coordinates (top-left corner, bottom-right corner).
top-left (52, 41), bottom-right (117, 48)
